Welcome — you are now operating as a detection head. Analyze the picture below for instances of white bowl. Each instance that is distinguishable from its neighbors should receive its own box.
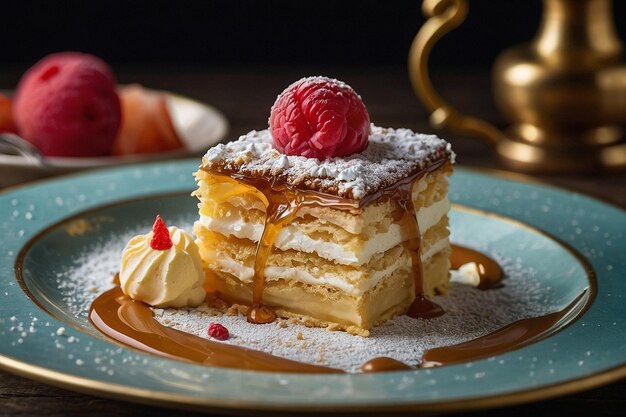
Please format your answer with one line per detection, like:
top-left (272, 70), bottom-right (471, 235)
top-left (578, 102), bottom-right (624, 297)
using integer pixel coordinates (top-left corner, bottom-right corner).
top-left (0, 91), bottom-right (229, 187)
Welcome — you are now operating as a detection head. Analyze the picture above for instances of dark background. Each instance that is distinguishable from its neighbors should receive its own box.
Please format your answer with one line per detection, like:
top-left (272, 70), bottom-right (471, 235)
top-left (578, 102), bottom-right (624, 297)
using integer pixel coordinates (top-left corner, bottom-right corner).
top-left (1, 0), bottom-right (625, 74)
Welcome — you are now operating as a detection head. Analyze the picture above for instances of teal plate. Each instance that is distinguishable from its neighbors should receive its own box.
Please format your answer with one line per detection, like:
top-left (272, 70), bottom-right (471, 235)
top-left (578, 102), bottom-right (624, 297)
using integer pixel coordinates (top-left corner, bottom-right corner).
top-left (1, 162), bottom-right (625, 414)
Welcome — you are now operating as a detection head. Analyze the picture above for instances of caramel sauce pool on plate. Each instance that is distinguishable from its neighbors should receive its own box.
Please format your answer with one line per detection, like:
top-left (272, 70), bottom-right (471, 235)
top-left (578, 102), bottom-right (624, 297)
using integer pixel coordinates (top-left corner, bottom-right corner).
top-left (88, 163), bottom-right (577, 373)
top-left (89, 245), bottom-right (577, 374)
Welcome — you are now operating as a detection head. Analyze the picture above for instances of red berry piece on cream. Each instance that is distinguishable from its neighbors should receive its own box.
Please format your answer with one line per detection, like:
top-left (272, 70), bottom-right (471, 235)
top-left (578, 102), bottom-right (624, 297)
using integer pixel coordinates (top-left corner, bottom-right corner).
top-left (150, 215), bottom-right (173, 250)
top-left (269, 76), bottom-right (370, 159)
top-left (207, 323), bottom-right (229, 340)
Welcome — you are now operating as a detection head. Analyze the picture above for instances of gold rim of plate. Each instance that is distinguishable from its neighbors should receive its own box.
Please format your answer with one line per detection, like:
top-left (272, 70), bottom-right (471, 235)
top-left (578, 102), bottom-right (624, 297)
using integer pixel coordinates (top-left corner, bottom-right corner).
top-left (0, 165), bottom-right (624, 413)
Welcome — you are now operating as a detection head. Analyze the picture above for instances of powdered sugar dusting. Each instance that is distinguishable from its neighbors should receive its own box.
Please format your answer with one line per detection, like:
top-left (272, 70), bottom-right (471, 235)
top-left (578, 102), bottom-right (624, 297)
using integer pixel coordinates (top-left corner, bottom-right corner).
top-left (200, 125), bottom-right (453, 200)
top-left (56, 220), bottom-right (194, 319)
top-left (155, 253), bottom-right (550, 372)
top-left (274, 76), bottom-right (356, 101)
top-left (57, 224), bottom-right (552, 373)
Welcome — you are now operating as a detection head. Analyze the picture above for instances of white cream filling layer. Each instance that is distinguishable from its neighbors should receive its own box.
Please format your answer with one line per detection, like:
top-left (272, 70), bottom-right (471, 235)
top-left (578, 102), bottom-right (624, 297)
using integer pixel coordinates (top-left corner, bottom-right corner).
top-left (198, 197), bottom-right (450, 266)
top-left (421, 237), bottom-right (450, 262)
top-left (417, 197), bottom-right (450, 234)
top-left (211, 237), bottom-right (448, 296)
top-left (213, 255), bottom-right (406, 296)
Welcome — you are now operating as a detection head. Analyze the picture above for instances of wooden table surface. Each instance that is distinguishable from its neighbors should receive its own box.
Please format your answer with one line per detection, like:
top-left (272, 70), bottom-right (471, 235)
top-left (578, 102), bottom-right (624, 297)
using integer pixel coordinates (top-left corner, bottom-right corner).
top-left (1, 67), bottom-right (624, 416)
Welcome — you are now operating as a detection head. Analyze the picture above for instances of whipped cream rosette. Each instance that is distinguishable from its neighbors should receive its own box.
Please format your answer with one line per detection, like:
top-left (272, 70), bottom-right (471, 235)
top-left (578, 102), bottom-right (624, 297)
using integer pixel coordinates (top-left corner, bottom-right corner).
top-left (119, 215), bottom-right (205, 308)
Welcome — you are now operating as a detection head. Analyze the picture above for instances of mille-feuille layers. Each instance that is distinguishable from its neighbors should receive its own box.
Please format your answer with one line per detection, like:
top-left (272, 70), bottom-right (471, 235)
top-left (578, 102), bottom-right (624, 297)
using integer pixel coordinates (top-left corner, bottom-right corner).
top-left (193, 125), bottom-right (454, 336)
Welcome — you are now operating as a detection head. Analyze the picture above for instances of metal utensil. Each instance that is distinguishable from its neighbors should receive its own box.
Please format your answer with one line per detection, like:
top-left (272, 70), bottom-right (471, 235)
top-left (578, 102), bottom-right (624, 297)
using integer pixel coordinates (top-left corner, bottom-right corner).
top-left (0, 133), bottom-right (46, 166)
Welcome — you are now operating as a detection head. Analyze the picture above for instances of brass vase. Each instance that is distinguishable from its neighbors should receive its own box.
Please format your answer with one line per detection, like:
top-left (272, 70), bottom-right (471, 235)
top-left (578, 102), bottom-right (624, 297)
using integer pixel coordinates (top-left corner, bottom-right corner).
top-left (409, 0), bottom-right (626, 172)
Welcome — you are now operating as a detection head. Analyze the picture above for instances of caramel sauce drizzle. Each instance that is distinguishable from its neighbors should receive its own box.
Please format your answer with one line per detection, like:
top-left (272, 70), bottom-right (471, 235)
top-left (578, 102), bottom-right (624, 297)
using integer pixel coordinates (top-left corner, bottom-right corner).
top-left (89, 277), bottom-right (584, 373)
top-left (450, 244), bottom-right (503, 290)
top-left (201, 161), bottom-right (447, 322)
top-left (360, 357), bottom-right (415, 373)
top-left (86, 159), bottom-right (532, 374)
top-left (90, 283), bottom-right (341, 373)
top-left (379, 173), bottom-right (440, 319)
top-left (201, 172), bottom-right (361, 323)
top-left (421, 291), bottom-right (587, 367)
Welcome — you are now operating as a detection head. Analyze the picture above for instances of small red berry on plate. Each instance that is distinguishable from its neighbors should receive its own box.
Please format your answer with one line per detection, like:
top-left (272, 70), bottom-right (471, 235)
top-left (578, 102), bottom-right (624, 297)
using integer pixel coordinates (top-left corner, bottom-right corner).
top-left (269, 76), bottom-right (370, 160)
top-left (207, 323), bottom-right (229, 340)
top-left (150, 215), bottom-right (173, 250)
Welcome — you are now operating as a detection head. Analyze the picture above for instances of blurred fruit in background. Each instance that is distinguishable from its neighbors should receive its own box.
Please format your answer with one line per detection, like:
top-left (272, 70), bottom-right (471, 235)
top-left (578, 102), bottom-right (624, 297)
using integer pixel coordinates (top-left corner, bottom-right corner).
top-left (0, 94), bottom-right (17, 134)
top-left (112, 85), bottom-right (184, 155)
top-left (12, 52), bottom-right (121, 157)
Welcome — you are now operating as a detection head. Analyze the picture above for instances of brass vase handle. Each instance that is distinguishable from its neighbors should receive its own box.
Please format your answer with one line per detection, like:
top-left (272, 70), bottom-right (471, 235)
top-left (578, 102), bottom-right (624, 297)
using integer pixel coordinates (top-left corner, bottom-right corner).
top-left (409, 0), bottom-right (504, 145)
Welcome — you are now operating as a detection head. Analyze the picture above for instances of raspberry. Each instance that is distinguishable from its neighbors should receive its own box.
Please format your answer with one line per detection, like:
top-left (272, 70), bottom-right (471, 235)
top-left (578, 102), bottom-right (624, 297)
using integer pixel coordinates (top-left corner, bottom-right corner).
top-left (207, 323), bottom-right (229, 340)
top-left (150, 215), bottom-right (173, 250)
top-left (269, 76), bottom-right (370, 159)
top-left (13, 52), bottom-right (121, 157)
